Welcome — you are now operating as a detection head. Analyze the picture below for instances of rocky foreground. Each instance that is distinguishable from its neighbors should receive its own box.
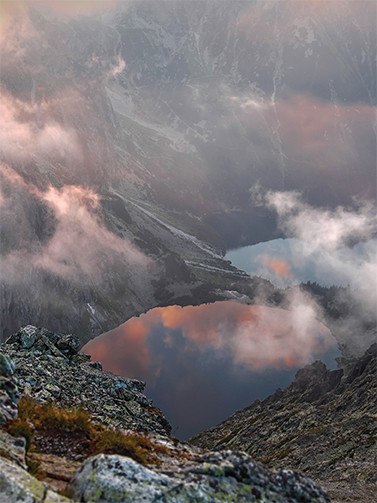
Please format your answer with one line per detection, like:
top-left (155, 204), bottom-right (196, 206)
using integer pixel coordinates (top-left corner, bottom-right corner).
top-left (191, 344), bottom-right (377, 503)
top-left (0, 325), bottom-right (331, 502)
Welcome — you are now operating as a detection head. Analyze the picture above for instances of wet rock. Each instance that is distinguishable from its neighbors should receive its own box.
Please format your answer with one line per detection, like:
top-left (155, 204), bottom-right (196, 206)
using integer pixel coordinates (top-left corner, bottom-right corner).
top-left (69, 451), bottom-right (330, 503)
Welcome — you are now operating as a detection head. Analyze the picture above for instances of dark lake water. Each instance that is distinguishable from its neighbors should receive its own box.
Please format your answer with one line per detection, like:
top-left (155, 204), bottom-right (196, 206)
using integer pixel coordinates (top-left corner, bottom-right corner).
top-left (226, 237), bottom-right (374, 288)
top-left (84, 257), bottom-right (340, 439)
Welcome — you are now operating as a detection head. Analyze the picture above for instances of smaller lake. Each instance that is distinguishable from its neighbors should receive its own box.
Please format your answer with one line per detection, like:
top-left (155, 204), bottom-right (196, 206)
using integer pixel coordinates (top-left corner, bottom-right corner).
top-left (226, 238), bottom-right (374, 289)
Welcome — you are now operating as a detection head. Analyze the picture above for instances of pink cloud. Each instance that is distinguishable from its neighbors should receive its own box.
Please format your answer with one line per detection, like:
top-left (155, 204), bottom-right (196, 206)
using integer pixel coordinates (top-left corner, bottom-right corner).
top-left (0, 165), bottom-right (151, 284)
top-left (0, 91), bottom-right (82, 164)
top-left (84, 316), bottom-right (151, 379)
top-left (270, 96), bottom-right (375, 168)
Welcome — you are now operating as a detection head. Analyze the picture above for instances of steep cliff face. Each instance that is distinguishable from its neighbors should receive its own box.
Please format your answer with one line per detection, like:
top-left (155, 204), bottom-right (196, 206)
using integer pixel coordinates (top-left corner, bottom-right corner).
top-left (0, 326), bottom-right (331, 503)
top-left (191, 344), bottom-right (377, 502)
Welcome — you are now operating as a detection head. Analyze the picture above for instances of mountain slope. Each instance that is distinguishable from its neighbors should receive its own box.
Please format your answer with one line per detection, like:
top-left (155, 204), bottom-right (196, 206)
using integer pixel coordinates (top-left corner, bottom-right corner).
top-left (190, 343), bottom-right (377, 502)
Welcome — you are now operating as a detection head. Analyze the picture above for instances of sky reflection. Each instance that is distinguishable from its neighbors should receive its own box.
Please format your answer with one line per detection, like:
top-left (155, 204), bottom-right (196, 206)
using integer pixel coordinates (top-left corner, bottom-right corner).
top-left (83, 301), bottom-right (337, 439)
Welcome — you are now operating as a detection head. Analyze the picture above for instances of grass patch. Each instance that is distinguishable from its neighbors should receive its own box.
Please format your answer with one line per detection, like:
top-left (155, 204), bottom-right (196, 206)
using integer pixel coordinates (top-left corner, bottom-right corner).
top-left (17, 397), bottom-right (92, 435)
top-left (3, 397), bottom-right (173, 467)
top-left (93, 429), bottom-right (171, 465)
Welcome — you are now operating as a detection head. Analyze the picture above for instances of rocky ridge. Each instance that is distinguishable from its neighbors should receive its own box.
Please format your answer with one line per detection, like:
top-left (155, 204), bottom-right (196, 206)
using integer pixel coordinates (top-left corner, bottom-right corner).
top-left (191, 344), bottom-right (377, 502)
top-left (0, 325), bottom-right (330, 502)
top-left (2, 325), bottom-right (171, 436)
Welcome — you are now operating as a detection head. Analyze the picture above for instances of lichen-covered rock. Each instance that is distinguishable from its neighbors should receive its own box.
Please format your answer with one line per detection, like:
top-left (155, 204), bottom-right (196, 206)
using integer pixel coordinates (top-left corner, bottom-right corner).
top-left (20, 325), bottom-right (38, 349)
top-left (69, 451), bottom-right (330, 503)
top-left (0, 429), bottom-right (26, 469)
top-left (1, 326), bottom-right (171, 435)
top-left (0, 456), bottom-right (70, 502)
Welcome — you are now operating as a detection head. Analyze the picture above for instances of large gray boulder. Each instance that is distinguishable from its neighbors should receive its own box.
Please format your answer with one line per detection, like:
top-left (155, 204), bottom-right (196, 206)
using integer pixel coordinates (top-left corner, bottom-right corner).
top-left (0, 457), bottom-right (70, 503)
top-left (69, 451), bottom-right (330, 503)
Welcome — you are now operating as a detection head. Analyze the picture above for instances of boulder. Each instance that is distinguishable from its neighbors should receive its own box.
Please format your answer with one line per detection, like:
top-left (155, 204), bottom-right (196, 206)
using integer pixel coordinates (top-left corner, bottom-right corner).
top-left (56, 334), bottom-right (81, 355)
top-left (69, 451), bottom-right (330, 503)
top-left (0, 456), bottom-right (70, 503)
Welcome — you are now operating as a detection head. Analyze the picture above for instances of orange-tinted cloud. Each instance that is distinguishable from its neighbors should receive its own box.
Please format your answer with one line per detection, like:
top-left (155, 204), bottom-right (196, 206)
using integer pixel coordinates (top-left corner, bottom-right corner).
top-left (271, 96), bottom-right (376, 167)
top-left (261, 256), bottom-right (292, 279)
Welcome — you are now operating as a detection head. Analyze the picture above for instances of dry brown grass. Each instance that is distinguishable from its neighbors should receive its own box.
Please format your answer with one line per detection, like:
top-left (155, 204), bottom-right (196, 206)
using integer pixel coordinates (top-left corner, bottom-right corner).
top-left (3, 397), bottom-right (173, 467)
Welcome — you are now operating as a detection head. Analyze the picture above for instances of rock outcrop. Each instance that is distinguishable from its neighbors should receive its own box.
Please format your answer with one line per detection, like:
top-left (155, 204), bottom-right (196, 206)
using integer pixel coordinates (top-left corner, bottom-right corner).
top-left (191, 344), bottom-right (377, 502)
top-left (0, 325), bottom-right (331, 502)
top-left (0, 353), bottom-right (18, 425)
top-left (69, 451), bottom-right (329, 503)
top-left (2, 325), bottom-right (171, 435)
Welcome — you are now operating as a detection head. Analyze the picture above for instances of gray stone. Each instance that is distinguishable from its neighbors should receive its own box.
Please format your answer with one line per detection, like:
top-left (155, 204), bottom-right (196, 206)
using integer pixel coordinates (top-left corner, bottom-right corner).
top-left (0, 375), bottom-right (18, 425)
top-left (88, 361), bottom-right (102, 370)
top-left (69, 451), bottom-right (330, 503)
top-left (56, 334), bottom-right (81, 355)
top-left (0, 457), bottom-right (70, 503)
top-left (0, 456), bottom-right (46, 502)
top-left (0, 353), bottom-right (15, 376)
top-left (0, 429), bottom-right (27, 469)
top-left (70, 454), bottom-right (172, 503)
top-left (0, 376), bottom-right (19, 403)
top-left (19, 326), bottom-right (38, 349)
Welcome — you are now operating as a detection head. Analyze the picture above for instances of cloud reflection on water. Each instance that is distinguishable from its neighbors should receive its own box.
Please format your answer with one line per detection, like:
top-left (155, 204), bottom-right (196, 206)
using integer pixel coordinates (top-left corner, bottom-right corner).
top-left (83, 301), bottom-right (336, 439)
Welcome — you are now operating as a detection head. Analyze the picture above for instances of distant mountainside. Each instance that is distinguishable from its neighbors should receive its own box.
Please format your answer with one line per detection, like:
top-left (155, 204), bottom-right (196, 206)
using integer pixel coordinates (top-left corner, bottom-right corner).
top-left (1, 0), bottom-right (375, 347)
top-left (190, 343), bottom-right (377, 502)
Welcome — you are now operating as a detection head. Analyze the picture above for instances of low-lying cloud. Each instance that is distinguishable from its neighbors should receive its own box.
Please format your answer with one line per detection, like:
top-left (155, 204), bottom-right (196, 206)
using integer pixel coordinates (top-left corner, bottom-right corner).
top-left (250, 186), bottom-right (377, 355)
top-left (0, 91), bottom-right (82, 164)
top-left (0, 164), bottom-right (150, 285)
top-left (253, 187), bottom-right (377, 296)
